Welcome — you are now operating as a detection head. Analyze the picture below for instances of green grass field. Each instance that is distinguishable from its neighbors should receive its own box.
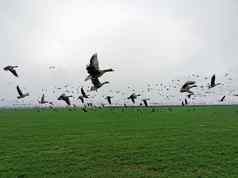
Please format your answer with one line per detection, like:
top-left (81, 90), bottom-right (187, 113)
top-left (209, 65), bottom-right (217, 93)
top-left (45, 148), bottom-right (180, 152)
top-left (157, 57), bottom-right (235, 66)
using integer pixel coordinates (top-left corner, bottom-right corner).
top-left (0, 106), bottom-right (238, 178)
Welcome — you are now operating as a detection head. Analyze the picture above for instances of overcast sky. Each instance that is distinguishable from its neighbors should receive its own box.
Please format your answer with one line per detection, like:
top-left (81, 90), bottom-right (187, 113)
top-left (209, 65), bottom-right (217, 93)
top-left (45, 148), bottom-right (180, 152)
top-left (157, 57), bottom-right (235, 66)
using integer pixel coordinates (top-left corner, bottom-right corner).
top-left (1, 0), bottom-right (238, 107)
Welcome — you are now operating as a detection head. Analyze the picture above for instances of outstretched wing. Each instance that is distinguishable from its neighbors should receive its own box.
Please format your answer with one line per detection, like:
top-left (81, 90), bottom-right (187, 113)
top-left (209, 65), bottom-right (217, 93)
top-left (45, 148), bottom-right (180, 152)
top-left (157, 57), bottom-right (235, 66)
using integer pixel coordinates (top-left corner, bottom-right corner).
top-left (10, 69), bottom-right (18, 77)
top-left (17, 86), bottom-right (23, 96)
top-left (131, 97), bottom-right (135, 104)
top-left (41, 94), bottom-right (45, 103)
top-left (90, 53), bottom-right (99, 70)
top-left (81, 88), bottom-right (87, 98)
top-left (211, 75), bottom-right (216, 86)
top-left (65, 97), bottom-right (71, 106)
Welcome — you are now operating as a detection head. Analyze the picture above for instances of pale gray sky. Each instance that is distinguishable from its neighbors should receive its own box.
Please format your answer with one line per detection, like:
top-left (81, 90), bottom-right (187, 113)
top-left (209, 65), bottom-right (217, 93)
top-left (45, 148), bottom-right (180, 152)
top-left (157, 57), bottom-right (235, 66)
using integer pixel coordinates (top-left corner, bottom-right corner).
top-left (0, 0), bottom-right (238, 106)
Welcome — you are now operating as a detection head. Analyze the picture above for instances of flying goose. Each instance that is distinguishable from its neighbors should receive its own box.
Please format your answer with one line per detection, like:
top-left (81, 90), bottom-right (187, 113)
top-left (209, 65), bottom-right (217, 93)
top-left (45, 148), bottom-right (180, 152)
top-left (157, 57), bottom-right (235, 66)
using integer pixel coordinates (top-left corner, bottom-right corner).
top-left (105, 96), bottom-right (113, 105)
top-left (39, 94), bottom-right (53, 105)
top-left (220, 96), bottom-right (226, 102)
top-left (77, 87), bottom-right (89, 103)
top-left (4, 65), bottom-right (19, 77)
top-left (184, 98), bottom-right (188, 105)
top-left (180, 81), bottom-right (197, 95)
top-left (57, 94), bottom-right (72, 106)
top-left (85, 53), bottom-right (114, 81)
top-left (81, 87), bottom-right (89, 98)
top-left (128, 93), bottom-right (141, 104)
top-left (16, 86), bottom-right (29, 99)
top-left (142, 98), bottom-right (150, 107)
top-left (209, 74), bottom-right (221, 89)
top-left (90, 77), bottom-right (109, 91)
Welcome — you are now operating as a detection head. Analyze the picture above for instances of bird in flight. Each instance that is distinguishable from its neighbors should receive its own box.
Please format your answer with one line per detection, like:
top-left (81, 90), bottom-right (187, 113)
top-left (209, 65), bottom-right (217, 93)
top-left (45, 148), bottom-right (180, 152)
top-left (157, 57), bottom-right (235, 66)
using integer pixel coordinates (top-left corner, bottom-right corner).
top-left (180, 81), bottom-right (197, 95)
top-left (81, 87), bottom-right (89, 98)
top-left (142, 98), bottom-right (150, 107)
top-left (220, 96), bottom-right (226, 102)
top-left (78, 87), bottom-right (89, 104)
top-left (85, 53), bottom-right (114, 81)
top-left (3, 65), bottom-right (19, 77)
top-left (58, 94), bottom-right (72, 106)
top-left (128, 93), bottom-right (141, 104)
top-left (209, 74), bottom-right (221, 89)
top-left (39, 94), bottom-right (53, 105)
top-left (16, 86), bottom-right (29, 99)
top-left (105, 96), bottom-right (113, 105)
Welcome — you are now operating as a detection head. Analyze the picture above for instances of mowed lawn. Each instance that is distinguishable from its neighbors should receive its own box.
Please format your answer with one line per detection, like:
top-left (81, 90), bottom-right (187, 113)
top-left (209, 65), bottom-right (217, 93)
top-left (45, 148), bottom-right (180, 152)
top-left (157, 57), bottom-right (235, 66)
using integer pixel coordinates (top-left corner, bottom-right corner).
top-left (0, 107), bottom-right (238, 178)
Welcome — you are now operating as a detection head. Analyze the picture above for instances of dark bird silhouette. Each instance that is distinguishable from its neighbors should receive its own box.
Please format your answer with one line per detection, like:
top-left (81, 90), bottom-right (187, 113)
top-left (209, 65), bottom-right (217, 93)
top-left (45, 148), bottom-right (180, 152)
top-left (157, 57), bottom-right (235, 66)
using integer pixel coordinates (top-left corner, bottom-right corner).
top-left (39, 94), bottom-right (53, 105)
top-left (85, 53), bottom-right (114, 81)
top-left (16, 86), bottom-right (29, 99)
top-left (106, 96), bottom-right (113, 105)
top-left (209, 74), bottom-right (221, 89)
top-left (180, 81), bottom-right (197, 95)
top-left (4, 66), bottom-right (19, 77)
top-left (184, 98), bottom-right (188, 105)
top-left (142, 99), bottom-right (149, 107)
top-left (128, 93), bottom-right (141, 104)
top-left (90, 77), bottom-right (109, 91)
top-left (57, 94), bottom-right (72, 106)
top-left (81, 87), bottom-right (89, 98)
top-left (220, 96), bottom-right (226, 102)
top-left (78, 87), bottom-right (89, 103)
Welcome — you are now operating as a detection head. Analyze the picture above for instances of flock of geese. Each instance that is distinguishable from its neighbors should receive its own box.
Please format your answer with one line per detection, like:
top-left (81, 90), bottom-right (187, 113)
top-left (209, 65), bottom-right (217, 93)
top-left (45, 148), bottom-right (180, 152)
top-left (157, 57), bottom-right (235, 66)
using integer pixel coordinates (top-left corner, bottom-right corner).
top-left (2, 53), bottom-right (236, 109)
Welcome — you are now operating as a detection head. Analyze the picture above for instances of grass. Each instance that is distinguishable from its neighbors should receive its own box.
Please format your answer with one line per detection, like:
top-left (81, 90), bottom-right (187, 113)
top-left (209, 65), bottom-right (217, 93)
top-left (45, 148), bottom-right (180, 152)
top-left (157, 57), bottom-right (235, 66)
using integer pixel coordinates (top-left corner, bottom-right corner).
top-left (0, 106), bottom-right (238, 178)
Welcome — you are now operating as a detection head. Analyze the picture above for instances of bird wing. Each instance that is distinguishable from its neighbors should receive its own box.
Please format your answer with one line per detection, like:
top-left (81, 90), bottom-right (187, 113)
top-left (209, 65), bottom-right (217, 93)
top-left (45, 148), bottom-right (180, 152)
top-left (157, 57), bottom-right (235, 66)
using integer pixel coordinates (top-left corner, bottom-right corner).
top-left (131, 97), bottom-right (135, 103)
top-left (3, 66), bottom-right (10, 70)
top-left (220, 96), bottom-right (226, 102)
top-left (41, 94), bottom-right (45, 103)
top-left (9, 69), bottom-right (18, 77)
top-left (211, 75), bottom-right (216, 86)
top-left (107, 97), bottom-right (111, 104)
top-left (17, 86), bottom-right (23, 96)
top-left (65, 97), bottom-right (71, 105)
top-left (81, 88), bottom-right (87, 98)
top-left (90, 53), bottom-right (99, 70)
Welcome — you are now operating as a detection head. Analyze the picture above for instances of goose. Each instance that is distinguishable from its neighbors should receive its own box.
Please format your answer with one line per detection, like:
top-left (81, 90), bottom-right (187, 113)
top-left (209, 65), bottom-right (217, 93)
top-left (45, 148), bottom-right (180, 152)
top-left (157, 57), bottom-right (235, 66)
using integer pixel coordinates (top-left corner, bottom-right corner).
top-left (209, 74), bottom-right (221, 89)
top-left (77, 87), bottom-right (89, 103)
top-left (220, 96), bottom-right (226, 102)
top-left (85, 53), bottom-right (114, 81)
top-left (57, 94), bottom-right (72, 106)
top-left (105, 96), bottom-right (113, 105)
top-left (39, 94), bottom-right (53, 105)
top-left (16, 86), bottom-right (29, 99)
top-left (180, 81), bottom-right (197, 95)
top-left (4, 65), bottom-right (19, 77)
top-left (128, 93), bottom-right (140, 104)
top-left (142, 98), bottom-right (150, 107)
top-left (184, 98), bottom-right (188, 105)
top-left (81, 87), bottom-right (89, 98)
top-left (90, 77), bottom-right (109, 91)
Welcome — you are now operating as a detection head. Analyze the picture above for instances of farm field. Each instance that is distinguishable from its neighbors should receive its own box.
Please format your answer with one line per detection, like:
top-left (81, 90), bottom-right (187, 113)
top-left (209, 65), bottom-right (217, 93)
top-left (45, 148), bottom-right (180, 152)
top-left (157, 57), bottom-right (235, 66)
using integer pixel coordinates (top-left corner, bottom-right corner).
top-left (0, 106), bottom-right (238, 178)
